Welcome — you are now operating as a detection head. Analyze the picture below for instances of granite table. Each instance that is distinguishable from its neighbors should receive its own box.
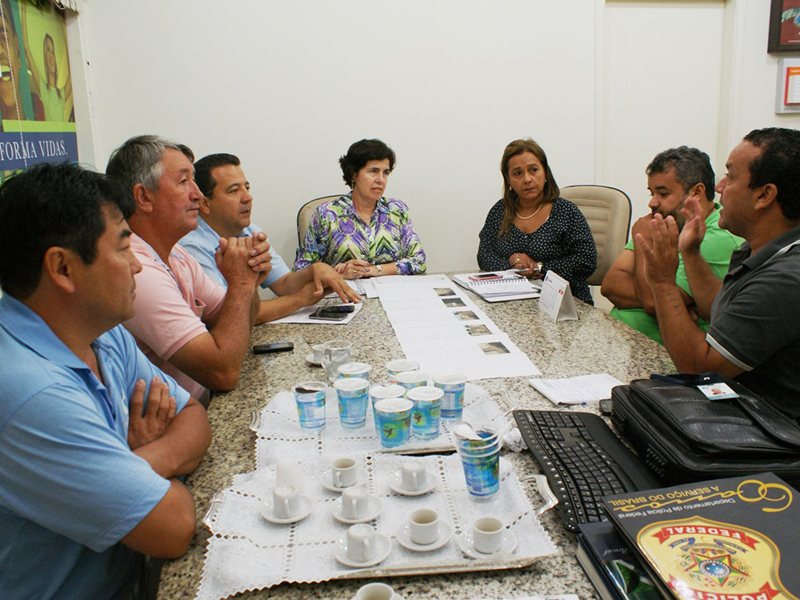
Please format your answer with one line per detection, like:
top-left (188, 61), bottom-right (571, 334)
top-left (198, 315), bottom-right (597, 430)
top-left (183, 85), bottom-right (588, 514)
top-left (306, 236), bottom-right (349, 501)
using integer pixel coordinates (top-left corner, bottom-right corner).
top-left (156, 278), bottom-right (674, 600)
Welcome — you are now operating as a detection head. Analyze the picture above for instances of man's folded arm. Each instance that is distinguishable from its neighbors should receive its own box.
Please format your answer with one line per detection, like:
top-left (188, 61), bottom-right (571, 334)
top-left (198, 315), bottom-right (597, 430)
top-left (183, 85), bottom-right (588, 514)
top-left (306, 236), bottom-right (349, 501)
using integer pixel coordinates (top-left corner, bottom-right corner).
top-left (132, 397), bottom-right (211, 478)
top-left (120, 479), bottom-right (196, 558)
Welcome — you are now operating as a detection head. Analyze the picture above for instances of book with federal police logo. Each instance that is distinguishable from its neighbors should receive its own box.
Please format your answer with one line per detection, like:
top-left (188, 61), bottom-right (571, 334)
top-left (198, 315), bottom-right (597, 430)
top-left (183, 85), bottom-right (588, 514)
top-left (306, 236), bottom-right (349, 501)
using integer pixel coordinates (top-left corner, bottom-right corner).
top-left (602, 472), bottom-right (800, 600)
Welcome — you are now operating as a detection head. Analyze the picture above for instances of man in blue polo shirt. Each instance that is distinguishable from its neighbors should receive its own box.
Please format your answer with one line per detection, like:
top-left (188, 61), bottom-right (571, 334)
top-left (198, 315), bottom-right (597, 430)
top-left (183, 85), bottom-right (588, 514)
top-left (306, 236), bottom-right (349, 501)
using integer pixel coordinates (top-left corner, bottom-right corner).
top-left (641, 128), bottom-right (800, 418)
top-left (179, 153), bottom-right (359, 323)
top-left (0, 163), bottom-right (212, 599)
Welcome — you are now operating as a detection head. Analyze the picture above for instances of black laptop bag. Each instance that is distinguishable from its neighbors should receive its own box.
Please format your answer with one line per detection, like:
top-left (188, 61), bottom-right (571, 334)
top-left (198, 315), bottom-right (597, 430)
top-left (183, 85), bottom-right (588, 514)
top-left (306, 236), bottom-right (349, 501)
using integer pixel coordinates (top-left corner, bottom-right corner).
top-left (610, 374), bottom-right (800, 487)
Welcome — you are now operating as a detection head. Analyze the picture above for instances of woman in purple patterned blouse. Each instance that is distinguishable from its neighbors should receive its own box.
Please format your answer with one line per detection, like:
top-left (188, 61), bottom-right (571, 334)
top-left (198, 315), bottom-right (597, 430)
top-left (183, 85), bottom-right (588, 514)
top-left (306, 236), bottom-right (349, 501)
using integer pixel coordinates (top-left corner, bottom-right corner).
top-left (294, 139), bottom-right (426, 279)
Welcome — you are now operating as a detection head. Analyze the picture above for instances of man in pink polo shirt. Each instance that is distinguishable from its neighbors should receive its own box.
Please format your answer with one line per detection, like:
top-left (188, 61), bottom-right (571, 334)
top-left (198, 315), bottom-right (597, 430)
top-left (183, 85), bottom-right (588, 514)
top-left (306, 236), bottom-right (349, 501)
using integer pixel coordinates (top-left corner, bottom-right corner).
top-left (107, 136), bottom-right (271, 405)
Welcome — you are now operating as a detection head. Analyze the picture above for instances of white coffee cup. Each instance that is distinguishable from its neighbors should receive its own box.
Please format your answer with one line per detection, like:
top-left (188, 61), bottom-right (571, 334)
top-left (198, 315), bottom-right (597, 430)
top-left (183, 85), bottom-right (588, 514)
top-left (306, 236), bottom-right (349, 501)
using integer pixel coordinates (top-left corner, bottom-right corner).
top-left (473, 515), bottom-right (504, 554)
top-left (341, 486), bottom-right (370, 520)
top-left (272, 485), bottom-right (300, 519)
top-left (409, 508), bottom-right (439, 545)
top-left (400, 458), bottom-right (427, 492)
top-left (346, 523), bottom-right (376, 563)
top-left (312, 343), bottom-right (326, 363)
top-left (331, 456), bottom-right (358, 488)
top-left (356, 582), bottom-right (398, 600)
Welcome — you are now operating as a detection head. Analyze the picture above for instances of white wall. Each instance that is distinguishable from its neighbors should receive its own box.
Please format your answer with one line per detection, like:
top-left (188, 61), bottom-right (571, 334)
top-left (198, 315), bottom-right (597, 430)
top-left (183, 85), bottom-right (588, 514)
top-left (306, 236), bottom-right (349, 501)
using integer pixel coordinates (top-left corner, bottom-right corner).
top-left (600, 1), bottom-right (726, 219)
top-left (77, 0), bottom-right (601, 274)
top-left (71, 0), bottom-right (800, 277)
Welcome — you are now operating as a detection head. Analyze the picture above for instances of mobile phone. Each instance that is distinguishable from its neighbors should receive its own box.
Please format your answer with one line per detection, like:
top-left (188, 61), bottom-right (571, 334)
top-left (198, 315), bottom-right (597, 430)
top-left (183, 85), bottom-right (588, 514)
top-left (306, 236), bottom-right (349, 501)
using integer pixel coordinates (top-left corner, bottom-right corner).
top-left (319, 304), bottom-right (355, 313)
top-left (252, 342), bottom-right (294, 354)
top-left (469, 272), bottom-right (502, 281)
top-left (309, 307), bottom-right (349, 321)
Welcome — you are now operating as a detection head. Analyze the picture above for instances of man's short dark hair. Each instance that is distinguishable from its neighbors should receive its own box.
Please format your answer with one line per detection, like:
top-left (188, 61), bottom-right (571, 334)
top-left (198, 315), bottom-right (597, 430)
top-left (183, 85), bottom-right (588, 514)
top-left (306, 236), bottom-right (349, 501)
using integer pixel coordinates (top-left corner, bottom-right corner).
top-left (744, 127), bottom-right (800, 221)
top-left (194, 153), bottom-right (240, 198)
top-left (106, 135), bottom-right (193, 196)
top-left (0, 162), bottom-right (133, 299)
top-left (339, 139), bottom-right (396, 188)
top-left (646, 146), bottom-right (716, 201)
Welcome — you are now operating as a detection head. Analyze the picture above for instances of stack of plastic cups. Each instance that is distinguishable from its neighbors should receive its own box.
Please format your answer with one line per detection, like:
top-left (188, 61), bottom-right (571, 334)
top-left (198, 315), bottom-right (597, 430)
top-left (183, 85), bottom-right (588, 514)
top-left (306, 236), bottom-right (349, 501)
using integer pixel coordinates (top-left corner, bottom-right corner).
top-left (454, 423), bottom-right (500, 502)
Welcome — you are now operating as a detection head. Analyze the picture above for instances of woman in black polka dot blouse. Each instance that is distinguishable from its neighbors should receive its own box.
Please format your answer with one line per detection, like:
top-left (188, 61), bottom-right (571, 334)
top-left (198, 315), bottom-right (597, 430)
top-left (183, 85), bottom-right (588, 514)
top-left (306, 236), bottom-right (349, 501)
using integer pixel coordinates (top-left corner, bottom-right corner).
top-left (477, 138), bottom-right (597, 304)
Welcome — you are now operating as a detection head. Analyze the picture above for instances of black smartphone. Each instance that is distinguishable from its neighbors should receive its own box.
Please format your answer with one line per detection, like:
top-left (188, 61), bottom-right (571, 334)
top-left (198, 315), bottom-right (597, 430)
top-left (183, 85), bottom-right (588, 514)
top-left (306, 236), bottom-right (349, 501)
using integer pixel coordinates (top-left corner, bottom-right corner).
top-left (252, 342), bottom-right (294, 354)
top-left (309, 307), bottom-right (349, 321)
top-left (319, 304), bottom-right (355, 313)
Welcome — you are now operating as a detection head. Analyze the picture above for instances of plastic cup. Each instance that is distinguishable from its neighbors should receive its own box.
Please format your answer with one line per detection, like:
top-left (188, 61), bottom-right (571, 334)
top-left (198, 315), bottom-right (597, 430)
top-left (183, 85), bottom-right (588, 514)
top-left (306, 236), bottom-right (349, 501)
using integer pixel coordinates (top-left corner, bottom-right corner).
top-left (385, 359), bottom-right (420, 384)
top-left (433, 374), bottom-right (467, 420)
top-left (454, 428), bottom-right (500, 501)
top-left (322, 340), bottom-right (352, 381)
top-left (396, 370), bottom-right (429, 390)
top-left (406, 386), bottom-right (442, 441)
top-left (338, 362), bottom-right (372, 381)
top-left (374, 398), bottom-right (413, 448)
top-left (369, 384), bottom-right (406, 425)
top-left (292, 381), bottom-right (327, 430)
top-left (333, 377), bottom-right (369, 429)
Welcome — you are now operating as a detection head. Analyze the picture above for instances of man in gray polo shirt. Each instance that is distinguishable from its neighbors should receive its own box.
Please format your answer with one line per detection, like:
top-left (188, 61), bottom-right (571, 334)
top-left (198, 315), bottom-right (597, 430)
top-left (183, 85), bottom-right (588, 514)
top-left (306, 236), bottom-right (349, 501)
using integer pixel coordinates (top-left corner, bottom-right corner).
top-left (640, 127), bottom-right (800, 417)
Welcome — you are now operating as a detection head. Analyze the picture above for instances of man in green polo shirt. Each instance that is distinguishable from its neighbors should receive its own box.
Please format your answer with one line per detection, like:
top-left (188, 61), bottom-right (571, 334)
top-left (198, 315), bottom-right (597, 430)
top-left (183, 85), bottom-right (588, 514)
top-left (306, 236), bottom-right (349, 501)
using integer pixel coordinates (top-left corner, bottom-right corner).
top-left (601, 146), bottom-right (742, 344)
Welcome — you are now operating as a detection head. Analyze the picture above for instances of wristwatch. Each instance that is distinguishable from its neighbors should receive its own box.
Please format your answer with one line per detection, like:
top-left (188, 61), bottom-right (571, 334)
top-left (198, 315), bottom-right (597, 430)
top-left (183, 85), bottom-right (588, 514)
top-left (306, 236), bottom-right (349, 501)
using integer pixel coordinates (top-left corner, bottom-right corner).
top-left (376, 264), bottom-right (383, 276)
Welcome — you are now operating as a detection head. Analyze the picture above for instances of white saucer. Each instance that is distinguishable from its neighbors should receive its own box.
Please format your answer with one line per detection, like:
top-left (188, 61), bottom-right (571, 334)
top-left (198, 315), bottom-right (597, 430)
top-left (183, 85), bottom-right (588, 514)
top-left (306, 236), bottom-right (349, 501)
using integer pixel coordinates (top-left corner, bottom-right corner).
top-left (259, 495), bottom-right (313, 524)
top-left (334, 533), bottom-right (392, 568)
top-left (455, 529), bottom-right (517, 559)
top-left (388, 471), bottom-right (437, 496)
top-left (352, 594), bottom-right (403, 600)
top-left (395, 520), bottom-right (452, 552)
top-left (305, 353), bottom-right (322, 366)
top-left (331, 496), bottom-right (384, 524)
top-left (321, 468), bottom-right (368, 493)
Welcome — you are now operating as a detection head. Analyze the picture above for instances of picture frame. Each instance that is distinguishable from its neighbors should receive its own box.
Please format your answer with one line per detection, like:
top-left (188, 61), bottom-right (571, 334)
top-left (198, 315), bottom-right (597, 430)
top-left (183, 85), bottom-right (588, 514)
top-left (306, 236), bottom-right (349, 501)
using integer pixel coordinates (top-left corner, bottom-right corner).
top-left (769, 0), bottom-right (800, 53)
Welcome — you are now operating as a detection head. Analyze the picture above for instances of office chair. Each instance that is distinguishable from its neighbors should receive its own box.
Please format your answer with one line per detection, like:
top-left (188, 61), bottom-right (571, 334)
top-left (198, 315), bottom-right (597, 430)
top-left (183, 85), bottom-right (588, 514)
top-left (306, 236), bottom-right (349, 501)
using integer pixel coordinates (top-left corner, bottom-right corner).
top-left (296, 195), bottom-right (340, 246)
top-left (561, 185), bottom-right (632, 286)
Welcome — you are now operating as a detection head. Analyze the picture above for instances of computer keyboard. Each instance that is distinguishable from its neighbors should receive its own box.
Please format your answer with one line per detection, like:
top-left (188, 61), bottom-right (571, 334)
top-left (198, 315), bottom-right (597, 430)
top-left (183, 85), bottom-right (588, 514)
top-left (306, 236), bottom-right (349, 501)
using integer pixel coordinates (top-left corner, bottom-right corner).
top-left (513, 409), bottom-right (660, 533)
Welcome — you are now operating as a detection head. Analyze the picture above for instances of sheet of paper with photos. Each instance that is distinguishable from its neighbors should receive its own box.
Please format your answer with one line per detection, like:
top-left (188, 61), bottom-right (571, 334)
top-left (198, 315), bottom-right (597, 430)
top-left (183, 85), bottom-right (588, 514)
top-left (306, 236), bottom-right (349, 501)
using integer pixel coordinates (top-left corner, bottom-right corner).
top-left (375, 275), bottom-right (541, 380)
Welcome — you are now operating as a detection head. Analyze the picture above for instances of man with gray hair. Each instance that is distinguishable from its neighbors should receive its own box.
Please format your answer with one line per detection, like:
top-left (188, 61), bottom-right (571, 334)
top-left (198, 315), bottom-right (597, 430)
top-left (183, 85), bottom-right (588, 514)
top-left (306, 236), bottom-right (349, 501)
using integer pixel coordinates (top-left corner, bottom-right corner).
top-left (107, 135), bottom-right (271, 405)
top-left (601, 146), bottom-right (742, 344)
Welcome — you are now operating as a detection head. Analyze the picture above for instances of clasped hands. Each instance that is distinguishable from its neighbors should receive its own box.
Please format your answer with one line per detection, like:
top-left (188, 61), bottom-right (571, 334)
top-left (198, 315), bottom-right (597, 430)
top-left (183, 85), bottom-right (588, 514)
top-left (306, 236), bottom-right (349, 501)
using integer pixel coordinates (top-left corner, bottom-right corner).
top-left (215, 231), bottom-right (272, 287)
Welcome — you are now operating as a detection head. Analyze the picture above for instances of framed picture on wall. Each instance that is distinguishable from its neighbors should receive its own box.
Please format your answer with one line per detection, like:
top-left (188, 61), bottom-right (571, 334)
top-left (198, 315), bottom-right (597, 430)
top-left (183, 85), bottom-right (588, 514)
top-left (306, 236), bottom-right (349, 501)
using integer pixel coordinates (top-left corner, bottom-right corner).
top-left (769, 0), bottom-right (800, 53)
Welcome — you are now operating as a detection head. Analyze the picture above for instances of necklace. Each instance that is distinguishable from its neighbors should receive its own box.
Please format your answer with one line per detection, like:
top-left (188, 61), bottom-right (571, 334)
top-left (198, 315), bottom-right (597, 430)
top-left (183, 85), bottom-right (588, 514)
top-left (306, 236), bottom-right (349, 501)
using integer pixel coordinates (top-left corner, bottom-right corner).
top-left (516, 203), bottom-right (544, 220)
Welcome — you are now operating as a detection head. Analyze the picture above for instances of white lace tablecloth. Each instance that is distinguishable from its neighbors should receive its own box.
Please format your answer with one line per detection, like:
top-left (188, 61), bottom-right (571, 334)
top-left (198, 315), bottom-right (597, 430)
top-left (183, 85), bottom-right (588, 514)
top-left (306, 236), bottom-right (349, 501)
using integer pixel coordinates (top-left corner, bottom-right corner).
top-left (252, 383), bottom-right (510, 469)
top-left (197, 453), bottom-right (557, 600)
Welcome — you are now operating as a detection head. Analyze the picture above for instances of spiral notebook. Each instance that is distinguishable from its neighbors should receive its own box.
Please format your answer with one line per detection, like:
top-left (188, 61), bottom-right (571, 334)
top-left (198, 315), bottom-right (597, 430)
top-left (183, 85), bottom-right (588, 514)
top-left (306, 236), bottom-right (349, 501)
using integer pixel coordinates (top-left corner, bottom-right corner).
top-left (453, 271), bottom-right (541, 302)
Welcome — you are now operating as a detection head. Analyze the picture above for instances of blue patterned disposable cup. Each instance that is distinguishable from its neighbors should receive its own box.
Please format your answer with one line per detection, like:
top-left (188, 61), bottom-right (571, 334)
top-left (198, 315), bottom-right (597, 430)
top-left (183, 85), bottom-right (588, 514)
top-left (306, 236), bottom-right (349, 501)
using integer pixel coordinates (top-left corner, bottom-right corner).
top-left (293, 381), bottom-right (327, 430)
top-left (338, 362), bottom-right (372, 381)
top-left (369, 384), bottom-right (406, 425)
top-left (396, 370), bottom-right (430, 390)
top-left (456, 440), bottom-right (500, 501)
top-left (374, 398), bottom-right (413, 448)
top-left (385, 359), bottom-right (420, 384)
top-left (406, 386), bottom-right (443, 441)
top-left (333, 377), bottom-right (369, 429)
top-left (433, 374), bottom-right (467, 420)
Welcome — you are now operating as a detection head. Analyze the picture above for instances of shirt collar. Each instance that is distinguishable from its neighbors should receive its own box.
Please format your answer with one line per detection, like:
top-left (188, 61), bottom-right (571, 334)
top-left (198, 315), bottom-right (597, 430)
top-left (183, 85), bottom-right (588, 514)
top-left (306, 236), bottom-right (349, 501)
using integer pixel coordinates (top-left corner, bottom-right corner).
top-left (339, 192), bottom-right (389, 217)
top-left (731, 224), bottom-right (800, 274)
top-left (0, 294), bottom-right (90, 370)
